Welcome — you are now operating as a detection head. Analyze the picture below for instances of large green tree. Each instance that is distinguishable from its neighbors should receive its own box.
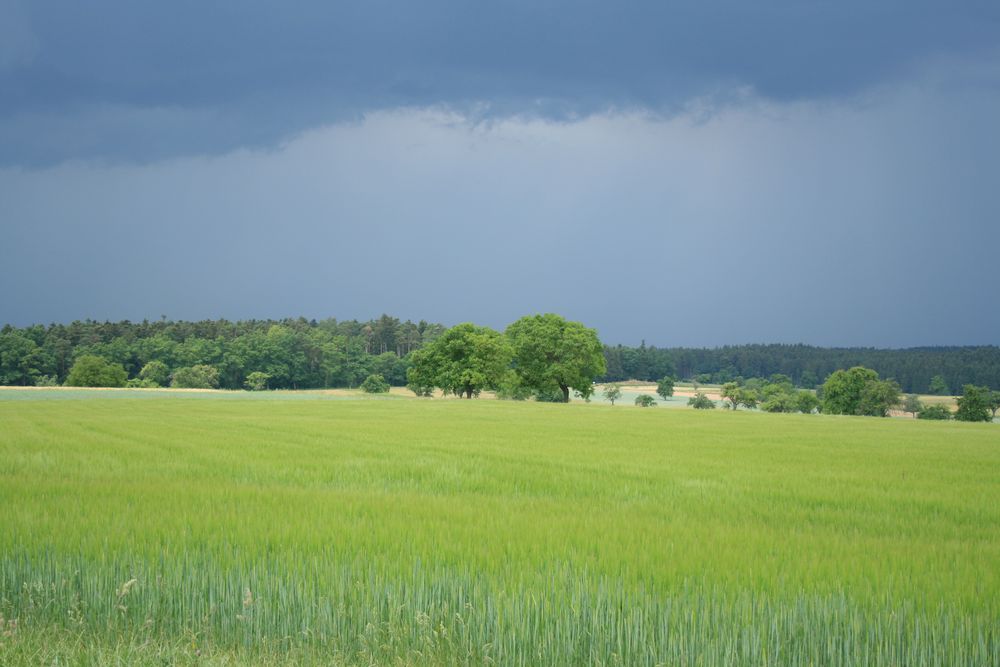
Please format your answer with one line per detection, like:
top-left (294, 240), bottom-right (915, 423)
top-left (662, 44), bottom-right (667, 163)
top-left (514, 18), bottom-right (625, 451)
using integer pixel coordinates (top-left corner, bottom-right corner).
top-left (65, 355), bottom-right (127, 388)
top-left (407, 323), bottom-right (511, 399)
top-left (506, 314), bottom-right (606, 403)
top-left (955, 385), bottom-right (993, 422)
top-left (821, 366), bottom-right (899, 417)
top-left (0, 331), bottom-right (45, 385)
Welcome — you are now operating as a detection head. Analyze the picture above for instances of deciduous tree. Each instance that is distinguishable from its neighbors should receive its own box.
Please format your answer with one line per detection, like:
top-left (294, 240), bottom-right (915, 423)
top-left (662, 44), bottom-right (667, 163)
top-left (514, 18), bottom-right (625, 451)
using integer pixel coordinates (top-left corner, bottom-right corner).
top-left (656, 376), bottom-right (675, 401)
top-left (902, 394), bottom-right (922, 417)
top-left (407, 323), bottom-right (512, 399)
top-left (66, 355), bottom-right (127, 388)
top-left (244, 371), bottom-right (270, 391)
top-left (170, 364), bottom-right (220, 389)
top-left (138, 360), bottom-right (169, 387)
top-left (796, 392), bottom-right (820, 414)
top-left (821, 367), bottom-right (899, 417)
top-left (955, 385), bottom-right (992, 422)
top-left (507, 314), bottom-right (605, 403)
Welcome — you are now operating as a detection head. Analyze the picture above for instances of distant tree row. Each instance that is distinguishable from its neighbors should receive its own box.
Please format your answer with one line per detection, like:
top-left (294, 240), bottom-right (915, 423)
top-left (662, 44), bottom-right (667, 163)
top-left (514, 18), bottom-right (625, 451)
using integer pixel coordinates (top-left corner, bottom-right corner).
top-left (907, 385), bottom-right (1000, 422)
top-left (0, 315), bottom-right (445, 390)
top-left (602, 342), bottom-right (1000, 394)
top-left (600, 368), bottom-right (997, 422)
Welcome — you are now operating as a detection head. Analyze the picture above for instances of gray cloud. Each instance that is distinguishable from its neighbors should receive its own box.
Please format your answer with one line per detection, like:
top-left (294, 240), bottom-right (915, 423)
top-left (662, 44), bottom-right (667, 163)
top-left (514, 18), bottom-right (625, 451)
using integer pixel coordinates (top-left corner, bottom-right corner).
top-left (2, 1), bottom-right (998, 165)
top-left (3, 73), bottom-right (998, 346)
top-left (0, 0), bottom-right (37, 70)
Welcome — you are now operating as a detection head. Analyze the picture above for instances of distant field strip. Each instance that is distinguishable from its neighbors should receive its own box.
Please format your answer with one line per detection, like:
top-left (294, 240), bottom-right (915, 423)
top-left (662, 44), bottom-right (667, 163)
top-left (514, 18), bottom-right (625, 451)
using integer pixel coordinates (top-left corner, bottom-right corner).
top-left (0, 393), bottom-right (998, 665)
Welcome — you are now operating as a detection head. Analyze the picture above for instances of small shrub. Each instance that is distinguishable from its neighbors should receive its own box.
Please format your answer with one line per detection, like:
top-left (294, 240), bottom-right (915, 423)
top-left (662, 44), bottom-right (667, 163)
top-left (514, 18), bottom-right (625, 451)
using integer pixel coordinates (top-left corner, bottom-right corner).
top-left (360, 373), bottom-right (390, 393)
top-left (244, 372), bottom-right (271, 391)
top-left (917, 404), bottom-right (952, 420)
top-left (634, 394), bottom-right (656, 407)
top-left (126, 378), bottom-right (159, 388)
top-left (688, 392), bottom-right (716, 409)
top-left (34, 375), bottom-right (59, 387)
top-left (138, 361), bottom-right (170, 387)
top-left (170, 365), bottom-right (220, 389)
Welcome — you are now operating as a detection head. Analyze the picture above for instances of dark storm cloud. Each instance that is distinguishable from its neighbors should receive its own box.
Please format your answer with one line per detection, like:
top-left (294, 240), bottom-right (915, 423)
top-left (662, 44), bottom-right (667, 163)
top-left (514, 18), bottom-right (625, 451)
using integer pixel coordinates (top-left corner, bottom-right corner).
top-left (2, 0), bottom-right (998, 165)
top-left (2, 1), bottom-right (999, 347)
top-left (3, 85), bottom-right (999, 346)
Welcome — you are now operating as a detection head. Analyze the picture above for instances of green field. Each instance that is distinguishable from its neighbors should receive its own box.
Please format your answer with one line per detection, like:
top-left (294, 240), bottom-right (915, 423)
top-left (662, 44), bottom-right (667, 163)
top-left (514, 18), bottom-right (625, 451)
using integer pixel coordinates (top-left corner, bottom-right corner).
top-left (1, 390), bottom-right (998, 665)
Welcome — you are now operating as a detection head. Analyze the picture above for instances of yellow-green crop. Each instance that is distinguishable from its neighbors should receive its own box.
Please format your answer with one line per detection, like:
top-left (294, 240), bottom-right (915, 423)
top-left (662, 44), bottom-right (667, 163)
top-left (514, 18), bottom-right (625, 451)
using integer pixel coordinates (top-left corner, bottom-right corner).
top-left (1, 389), bottom-right (998, 665)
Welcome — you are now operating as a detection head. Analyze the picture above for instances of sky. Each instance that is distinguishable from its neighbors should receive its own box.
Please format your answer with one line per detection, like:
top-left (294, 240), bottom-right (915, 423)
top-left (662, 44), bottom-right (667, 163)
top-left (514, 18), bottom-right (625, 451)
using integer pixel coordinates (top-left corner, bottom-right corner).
top-left (1, 1), bottom-right (998, 347)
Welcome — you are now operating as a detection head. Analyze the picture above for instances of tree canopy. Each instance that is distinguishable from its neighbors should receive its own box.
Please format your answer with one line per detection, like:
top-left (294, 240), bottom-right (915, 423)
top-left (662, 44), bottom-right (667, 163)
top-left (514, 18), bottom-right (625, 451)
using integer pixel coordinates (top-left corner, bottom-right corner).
top-left (360, 373), bottom-right (390, 394)
top-left (601, 343), bottom-right (999, 394)
top-left (821, 366), bottom-right (900, 417)
top-left (656, 376), bottom-right (675, 401)
top-left (65, 355), bottom-right (127, 388)
top-left (506, 314), bottom-right (606, 403)
top-left (406, 323), bottom-right (512, 399)
top-left (955, 385), bottom-right (993, 422)
top-left (171, 364), bottom-right (220, 389)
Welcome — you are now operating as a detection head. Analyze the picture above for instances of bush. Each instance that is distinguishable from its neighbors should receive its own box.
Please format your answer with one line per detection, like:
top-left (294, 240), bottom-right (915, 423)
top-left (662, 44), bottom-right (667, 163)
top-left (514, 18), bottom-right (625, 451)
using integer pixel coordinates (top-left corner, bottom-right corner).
top-left (126, 378), bottom-right (160, 388)
top-left (688, 392), bottom-right (716, 409)
top-left (796, 391), bottom-right (821, 414)
top-left (360, 373), bottom-right (390, 393)
top-left (634, 394), bottom-right (656, 407)
top-left (917, 404), bottom-right (952, 420)
top-left (34, 375), bottom-right (59, 387)
top-left (955, 385), bottom-right (992, 422)
top-left (138, 360), bottom-right (170, 387)
top-left (244, 371), bottom-right (271, 391)
top-left (66, 355), bottom-right (127, 388)
top-left (171, 365), bottom-right (220, 389)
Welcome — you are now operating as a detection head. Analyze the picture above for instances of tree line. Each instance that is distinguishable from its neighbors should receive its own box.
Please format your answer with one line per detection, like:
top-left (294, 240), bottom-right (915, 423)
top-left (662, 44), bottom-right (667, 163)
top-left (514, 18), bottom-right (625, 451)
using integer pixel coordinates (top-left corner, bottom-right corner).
top-left (0, 315), bottom-right (444, 390)
top-left (604, 368), bottom-right (999, 422)
top-left (602, 342), bottom-right (1000, 394)
top-left (0, 313), bottom-right (606, 400)
top-left (2, 316), bottom-right (998, 400)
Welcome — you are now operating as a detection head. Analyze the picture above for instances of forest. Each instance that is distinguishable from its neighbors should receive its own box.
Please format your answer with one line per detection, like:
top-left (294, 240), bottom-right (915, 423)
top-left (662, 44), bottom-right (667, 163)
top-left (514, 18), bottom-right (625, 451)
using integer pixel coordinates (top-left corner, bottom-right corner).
top-left (603, 342), bottom-right (1000, 393)
top-left (1, 315), bottom-right (999, 393)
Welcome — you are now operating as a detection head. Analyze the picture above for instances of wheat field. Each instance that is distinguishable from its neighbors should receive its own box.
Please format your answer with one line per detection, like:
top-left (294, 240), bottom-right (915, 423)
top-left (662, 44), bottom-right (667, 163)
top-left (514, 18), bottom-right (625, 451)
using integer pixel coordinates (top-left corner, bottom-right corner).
top-left (0, 389), bottom-right (998, 665)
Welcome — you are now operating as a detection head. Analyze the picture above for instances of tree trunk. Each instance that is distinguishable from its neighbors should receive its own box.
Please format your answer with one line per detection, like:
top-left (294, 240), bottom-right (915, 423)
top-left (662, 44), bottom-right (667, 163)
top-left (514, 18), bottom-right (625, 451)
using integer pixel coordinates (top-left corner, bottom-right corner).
top-left (560, 384), bottom-right (570, 403)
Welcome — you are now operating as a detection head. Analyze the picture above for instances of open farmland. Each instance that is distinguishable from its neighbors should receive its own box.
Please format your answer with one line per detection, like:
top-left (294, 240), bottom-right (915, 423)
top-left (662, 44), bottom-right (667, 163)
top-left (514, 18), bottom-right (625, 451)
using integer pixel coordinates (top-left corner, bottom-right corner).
top-left (1, 390), bottom-right (998, 665)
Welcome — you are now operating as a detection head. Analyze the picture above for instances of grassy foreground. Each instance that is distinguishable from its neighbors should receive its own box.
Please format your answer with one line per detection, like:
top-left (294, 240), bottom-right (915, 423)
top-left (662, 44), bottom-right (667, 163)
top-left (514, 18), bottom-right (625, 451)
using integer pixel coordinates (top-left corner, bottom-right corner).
top-left (1, 391), bottom-right (998, 665)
